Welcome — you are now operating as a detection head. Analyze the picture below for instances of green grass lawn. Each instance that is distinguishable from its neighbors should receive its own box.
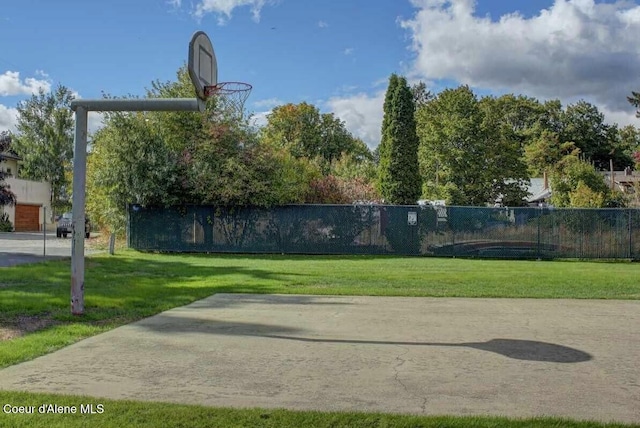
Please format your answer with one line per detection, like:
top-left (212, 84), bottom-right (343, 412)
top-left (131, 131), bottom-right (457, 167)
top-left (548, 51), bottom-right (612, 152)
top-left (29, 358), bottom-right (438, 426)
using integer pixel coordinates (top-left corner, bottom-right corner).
top-left (1, 251), bottom-right (639, 427)
top-left (0, 391), bottom-right (635, 428)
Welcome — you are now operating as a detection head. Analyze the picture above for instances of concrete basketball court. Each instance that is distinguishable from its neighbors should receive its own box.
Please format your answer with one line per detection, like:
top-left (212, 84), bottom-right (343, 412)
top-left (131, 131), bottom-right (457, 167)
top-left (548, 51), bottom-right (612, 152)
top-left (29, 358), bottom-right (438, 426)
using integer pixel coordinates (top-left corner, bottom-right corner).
top-left (0, 294), bottom-right (638, 424)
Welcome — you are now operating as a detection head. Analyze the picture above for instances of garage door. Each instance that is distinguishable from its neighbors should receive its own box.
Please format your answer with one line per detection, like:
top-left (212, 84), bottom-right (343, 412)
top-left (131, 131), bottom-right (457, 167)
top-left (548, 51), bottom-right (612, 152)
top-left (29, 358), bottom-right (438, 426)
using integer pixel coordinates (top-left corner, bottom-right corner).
top-left (14, 204), bottom-right (40, 232)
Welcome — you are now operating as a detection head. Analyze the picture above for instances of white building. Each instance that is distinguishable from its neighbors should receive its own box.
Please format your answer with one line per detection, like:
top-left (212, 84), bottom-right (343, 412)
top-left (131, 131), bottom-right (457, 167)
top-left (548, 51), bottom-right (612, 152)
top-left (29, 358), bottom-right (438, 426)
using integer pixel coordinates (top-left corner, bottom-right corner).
top-left (1, 151), bottom-right (53, 232)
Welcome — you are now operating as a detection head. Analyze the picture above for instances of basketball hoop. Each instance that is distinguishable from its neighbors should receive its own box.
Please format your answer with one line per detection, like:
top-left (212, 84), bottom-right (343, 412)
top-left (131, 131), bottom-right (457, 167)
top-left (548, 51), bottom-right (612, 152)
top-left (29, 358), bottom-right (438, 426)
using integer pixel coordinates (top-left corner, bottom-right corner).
top-left (204, 82), bottom-right (252, 119)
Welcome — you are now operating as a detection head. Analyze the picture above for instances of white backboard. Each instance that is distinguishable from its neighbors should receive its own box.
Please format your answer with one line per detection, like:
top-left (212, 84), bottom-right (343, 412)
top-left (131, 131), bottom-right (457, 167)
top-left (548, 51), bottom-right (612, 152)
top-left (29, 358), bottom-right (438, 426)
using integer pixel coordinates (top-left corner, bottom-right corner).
top-left (188, 31), bottom-right (217, 100)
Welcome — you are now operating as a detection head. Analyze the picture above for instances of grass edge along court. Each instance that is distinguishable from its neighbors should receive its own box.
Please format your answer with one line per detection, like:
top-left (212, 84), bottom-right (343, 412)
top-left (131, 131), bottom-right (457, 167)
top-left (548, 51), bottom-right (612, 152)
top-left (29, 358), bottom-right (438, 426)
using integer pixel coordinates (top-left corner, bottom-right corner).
top-left (0, 391), bottom-right (637, 428)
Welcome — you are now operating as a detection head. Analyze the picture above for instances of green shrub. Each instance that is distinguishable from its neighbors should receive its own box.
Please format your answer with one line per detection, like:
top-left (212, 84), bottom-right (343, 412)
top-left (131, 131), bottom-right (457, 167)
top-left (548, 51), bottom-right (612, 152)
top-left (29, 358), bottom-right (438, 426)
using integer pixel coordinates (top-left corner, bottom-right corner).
top-left (0, 212), bottom-right (13, 232)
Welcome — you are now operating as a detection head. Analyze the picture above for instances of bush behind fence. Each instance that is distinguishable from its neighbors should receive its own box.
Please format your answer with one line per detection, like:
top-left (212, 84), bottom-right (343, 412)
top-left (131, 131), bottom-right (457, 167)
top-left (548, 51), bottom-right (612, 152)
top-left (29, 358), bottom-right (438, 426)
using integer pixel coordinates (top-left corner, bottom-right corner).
top-left (128, 204), bottom-right (640, 260)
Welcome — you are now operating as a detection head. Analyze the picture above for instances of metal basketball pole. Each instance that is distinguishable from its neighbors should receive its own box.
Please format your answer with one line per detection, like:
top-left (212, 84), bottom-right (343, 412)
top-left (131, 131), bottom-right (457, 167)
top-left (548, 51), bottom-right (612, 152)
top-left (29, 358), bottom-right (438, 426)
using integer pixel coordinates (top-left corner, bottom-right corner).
top-left (70, 105), bottom-right (88, 315)
top-left (69, 99), bottom-right (205, 315)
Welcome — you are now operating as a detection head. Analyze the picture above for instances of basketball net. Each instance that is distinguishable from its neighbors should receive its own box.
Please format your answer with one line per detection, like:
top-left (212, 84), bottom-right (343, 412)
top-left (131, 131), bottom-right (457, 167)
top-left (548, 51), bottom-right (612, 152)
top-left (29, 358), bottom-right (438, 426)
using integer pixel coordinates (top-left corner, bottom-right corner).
top-left (205, 82), bottom-right (252, 120)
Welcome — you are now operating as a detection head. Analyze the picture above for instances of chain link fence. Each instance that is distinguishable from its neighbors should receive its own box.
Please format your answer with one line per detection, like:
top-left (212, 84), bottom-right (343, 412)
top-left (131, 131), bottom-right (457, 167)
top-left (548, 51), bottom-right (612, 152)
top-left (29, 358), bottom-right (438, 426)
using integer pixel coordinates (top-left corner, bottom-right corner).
top-left (128, 204), bottom-right (640, 260)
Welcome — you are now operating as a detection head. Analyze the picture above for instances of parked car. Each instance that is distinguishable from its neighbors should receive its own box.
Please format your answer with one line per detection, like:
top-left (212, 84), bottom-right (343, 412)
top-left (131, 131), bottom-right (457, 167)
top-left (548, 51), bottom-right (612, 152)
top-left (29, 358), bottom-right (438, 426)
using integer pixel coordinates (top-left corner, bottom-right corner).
top-left (56, 212), bottom-right (91, 238)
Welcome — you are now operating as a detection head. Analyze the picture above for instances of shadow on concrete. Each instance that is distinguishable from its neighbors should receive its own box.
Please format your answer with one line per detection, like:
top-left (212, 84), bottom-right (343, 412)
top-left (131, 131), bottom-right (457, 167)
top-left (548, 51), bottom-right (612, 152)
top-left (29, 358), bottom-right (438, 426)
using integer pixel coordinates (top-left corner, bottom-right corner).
top-left (134, 317), bottom-right (306, 337)
top-left (136, 312), bottom-right (592, 364)
top-left (261, 336), bottom-right (592, 363)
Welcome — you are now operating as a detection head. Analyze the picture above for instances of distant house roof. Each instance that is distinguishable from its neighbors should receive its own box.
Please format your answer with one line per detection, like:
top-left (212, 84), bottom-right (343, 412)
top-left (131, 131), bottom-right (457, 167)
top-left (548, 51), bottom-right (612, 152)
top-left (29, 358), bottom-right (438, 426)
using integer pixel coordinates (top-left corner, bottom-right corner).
top-left (524, 177), bottom-right (551, 203)
top-left (527, 178), bottom-right (546, 197)
top-left (600, 170), bottom-right (640, 194)
top-left (1, 134), bottom-right (21, 161)
top-left (0, 151), bottom-right (21, 161)
top-left (528, 188), bottom-right (552, 203)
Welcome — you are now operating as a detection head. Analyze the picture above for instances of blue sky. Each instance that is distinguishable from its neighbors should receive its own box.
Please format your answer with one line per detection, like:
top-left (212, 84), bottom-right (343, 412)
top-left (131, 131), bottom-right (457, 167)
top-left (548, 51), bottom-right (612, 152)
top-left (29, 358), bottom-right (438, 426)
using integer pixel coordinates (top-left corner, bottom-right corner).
top-left (1, 0), bottom-right (639, 148)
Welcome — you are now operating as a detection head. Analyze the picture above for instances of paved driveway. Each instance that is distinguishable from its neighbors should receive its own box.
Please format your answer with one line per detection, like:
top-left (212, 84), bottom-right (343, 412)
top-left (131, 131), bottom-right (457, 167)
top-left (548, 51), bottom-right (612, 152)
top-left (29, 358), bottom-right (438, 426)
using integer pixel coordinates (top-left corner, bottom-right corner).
top-left (0, 294), bottom-right (638, 423)
top-left (0, 232), bottom-right (100, 267)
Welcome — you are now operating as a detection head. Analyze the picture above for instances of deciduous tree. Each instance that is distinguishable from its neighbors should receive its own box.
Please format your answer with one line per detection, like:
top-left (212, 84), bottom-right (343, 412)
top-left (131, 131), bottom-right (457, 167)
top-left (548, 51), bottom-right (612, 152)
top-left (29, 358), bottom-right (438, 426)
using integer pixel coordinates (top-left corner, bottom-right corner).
top-left (306, 174), bottom-right (379, 204)
top-left (480, 94), bottom-right (546, 148)
top-left (479, 96), bottom-right (531, 206)
top-left (87, 111), bottom-right (180, 233)
top-left (87, 67), bottom-right (324, 233)
top-left (13, 85), bottom-right (75, 216)
top-left (560, 100), bottom-right (632, 170)
top-left (524, 131), bottom-right (580, 177)
top-left (261, 102), bottom-right (365, 168)
top-left (550, 155), bottom-right (626, 208)
top-left (618, 125), bottom-right (640, 170)
top-left (417, 86), bottom-right (529, 206)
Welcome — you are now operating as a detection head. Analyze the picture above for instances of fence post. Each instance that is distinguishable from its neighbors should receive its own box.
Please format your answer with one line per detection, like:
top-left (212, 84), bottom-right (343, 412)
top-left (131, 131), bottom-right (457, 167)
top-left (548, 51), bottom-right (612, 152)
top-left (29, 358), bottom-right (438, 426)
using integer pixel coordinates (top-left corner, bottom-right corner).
top-left (450, 207), bottom-right (455, 257)
top-left (537, 207), bottom-right (541, 260)
top-left (579, 210), bottom-right (584, 258)
top-left (629, 209), bottom-right (633, 260)
top-left (126, 204), bottom-right (130, 249)
top-left (43, 206), bottom-right (46, 258)
top-left (369, 206), bottom-right (373, 248)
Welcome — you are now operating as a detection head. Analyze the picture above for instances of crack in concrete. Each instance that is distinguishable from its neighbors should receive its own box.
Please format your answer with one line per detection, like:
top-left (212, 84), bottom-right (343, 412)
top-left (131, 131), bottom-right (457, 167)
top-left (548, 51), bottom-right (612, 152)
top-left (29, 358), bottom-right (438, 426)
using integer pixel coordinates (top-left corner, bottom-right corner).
top-left (393, 345), bottom-right (428, 413)
top-left (392, 346), bottom-right (409, 391)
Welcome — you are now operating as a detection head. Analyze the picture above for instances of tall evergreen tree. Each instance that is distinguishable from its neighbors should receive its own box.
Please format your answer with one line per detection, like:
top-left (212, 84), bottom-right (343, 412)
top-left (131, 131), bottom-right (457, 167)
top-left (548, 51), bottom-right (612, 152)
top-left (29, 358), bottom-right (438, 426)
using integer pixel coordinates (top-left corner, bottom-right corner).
top-left (377, 74), bottom-right (398, 198)
top-left (378, 74), bottom-right (421, 204)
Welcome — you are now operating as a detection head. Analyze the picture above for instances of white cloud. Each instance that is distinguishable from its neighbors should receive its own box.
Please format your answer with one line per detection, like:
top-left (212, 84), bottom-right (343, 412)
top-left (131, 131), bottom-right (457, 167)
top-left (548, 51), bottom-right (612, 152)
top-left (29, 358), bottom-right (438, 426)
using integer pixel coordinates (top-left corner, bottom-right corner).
top-left (327, 91), bottom-right (386, 149)
top-left (401, 0), bottom-right (640, 116)
top-left (335, 85), bottom-right (359, 95)
top-left (251, 110), bottom-right (270, 128)
top-left (252, 97), bottom-right (284, 109)
top-left (324, 85), bottom-right (639, 151)
top-left (0, 104), bottom-right (18, 133)
top-left (194, 0), bottom-right (274, 22)
top-left (600, 106), bottom-right (639, 128)
top-left (0, 105), bottom-right (105, 136)
top-left (168, 0), bottom-right (181, 7)
top-left (318, 20), bottom-right (328, 28)
top-left (87, 112), bottom-right (106, 136)
top-left (0, 71), bottom-right (51, 96)
top-left (343, 48), bottom-right (354, 56)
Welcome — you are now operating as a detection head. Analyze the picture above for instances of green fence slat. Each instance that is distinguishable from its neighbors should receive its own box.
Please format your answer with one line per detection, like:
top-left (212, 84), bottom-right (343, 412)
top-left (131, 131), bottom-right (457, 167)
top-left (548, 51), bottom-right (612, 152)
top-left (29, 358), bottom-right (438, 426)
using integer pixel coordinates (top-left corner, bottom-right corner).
top-left (127, 204), bottom-right (640, 260)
